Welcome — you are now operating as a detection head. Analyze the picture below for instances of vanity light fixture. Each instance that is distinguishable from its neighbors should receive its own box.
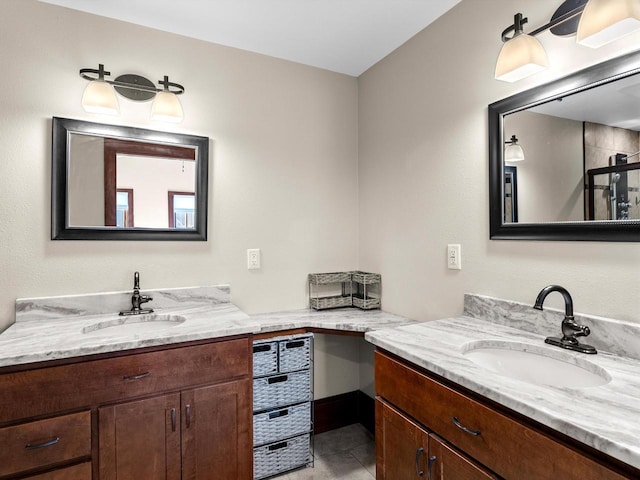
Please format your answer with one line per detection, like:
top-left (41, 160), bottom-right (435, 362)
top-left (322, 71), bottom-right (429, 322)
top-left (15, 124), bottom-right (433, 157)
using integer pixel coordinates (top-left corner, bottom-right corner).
top-left (80, 64), bottom-right (185, 122)
top-left (504, 135), bottom-right (525, 162)
top-left (495, 13), bottom-right (549, 83)
top-left (577, 0), bottom-right (640, 48)
top-left (495, 0), bottom-right (640, 82)
top-left (80, 64), bottom-right (119, 115)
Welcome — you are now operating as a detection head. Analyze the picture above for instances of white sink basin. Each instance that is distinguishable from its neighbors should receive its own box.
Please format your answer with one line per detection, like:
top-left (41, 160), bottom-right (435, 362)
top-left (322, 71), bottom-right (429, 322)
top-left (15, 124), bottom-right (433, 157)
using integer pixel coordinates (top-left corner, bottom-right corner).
top-left (462, 340), bottom-right (611, 389)
top-left (82, 314), bottom-right (186, 335)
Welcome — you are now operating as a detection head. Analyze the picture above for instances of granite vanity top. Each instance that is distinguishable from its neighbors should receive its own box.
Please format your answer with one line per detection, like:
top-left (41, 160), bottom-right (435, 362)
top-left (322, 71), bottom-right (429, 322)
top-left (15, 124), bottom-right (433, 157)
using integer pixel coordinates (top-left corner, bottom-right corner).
top-left (0, 285), bottom-right (413, 368)
top-left (365, 294), bottom-right (640, 470)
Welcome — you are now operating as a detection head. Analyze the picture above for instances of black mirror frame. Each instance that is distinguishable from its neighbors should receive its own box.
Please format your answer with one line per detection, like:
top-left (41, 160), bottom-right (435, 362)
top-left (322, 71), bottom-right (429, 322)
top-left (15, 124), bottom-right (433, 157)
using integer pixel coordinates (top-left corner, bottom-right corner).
top-left (489, 49), bottom-right (640, 242)
top-left (51, 117), bottom-right (209, 241)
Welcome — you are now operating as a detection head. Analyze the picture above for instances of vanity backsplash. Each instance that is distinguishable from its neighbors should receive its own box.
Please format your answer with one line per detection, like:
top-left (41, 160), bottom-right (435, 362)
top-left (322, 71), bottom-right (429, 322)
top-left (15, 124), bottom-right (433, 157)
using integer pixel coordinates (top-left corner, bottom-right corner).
top-left (464, 294), bottom-right (640, 361)
top-left (15, 285), bottom-right (231, 323)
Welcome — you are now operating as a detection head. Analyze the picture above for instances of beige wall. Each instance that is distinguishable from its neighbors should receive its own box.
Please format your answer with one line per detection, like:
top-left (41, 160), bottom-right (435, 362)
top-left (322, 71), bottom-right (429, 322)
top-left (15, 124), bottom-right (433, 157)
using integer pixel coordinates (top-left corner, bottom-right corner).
top-left (504, 111), bottom-right (584, 223)
top-left (68, 134), bottom-right (104, 226)
top-left (0, 0), bottom-right (358, 335)
top-left (358, 0), bottom-right (640, 324)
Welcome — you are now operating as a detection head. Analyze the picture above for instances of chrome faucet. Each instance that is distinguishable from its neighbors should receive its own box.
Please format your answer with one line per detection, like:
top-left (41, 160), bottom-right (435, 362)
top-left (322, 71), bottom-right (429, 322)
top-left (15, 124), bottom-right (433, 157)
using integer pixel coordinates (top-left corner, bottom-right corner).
top-left (533, 285), bottom-right (596, 354)
top-left (120, 271), bottom-right (154, 316)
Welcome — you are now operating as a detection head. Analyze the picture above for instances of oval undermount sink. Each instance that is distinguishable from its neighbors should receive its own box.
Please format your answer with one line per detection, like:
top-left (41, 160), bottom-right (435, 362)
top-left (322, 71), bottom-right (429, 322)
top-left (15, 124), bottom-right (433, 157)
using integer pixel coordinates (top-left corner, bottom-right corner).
top-left (462, 340), bottom-right (611, 389)
top-left (82, 314), bottom-right (186, 335)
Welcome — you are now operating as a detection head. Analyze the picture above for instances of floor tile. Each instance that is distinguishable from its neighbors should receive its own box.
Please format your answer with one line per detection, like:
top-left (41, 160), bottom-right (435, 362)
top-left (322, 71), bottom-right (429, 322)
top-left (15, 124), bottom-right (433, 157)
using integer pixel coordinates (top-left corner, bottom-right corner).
top-left (313, 424), bottom-right (373, 459)
top-left (279, 424), bottom-right (376, 480)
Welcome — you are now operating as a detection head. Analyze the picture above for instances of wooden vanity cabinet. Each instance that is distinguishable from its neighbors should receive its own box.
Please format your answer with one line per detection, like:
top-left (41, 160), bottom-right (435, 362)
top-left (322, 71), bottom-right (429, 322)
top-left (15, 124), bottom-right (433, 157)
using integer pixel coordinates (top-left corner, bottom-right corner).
top-left (376, 399), bottom-right (497, 480)
top-left (375, 349), bottom-right (636, 480)
top-left (0, 336), bottom-right (253, 480)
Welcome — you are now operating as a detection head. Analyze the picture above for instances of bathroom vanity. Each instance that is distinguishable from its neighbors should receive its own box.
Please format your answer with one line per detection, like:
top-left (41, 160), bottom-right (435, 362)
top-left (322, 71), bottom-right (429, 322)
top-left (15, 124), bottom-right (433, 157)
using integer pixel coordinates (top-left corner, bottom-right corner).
top-left (0, 285), bottom-right (412, 479)
top-left (0, 337), bottom-right (252, 479)
top-left (367, 294), bottom-right (640, 480)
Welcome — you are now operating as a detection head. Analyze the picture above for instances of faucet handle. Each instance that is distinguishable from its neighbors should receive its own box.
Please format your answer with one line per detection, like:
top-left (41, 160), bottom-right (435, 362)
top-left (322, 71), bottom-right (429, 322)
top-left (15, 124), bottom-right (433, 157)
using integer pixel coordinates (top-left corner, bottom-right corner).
top-left (134, 271), bottom-right (140, 290)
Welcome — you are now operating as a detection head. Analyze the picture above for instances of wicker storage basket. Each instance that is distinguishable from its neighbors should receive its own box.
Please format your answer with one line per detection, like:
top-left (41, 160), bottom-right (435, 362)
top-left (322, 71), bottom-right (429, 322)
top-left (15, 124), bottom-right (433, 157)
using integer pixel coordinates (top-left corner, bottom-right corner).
top-left (352, 295), bottom-right (381, 310)
top-left (253, 402), bottom-right (311, 446)
top-left (253, 341), bottom-right (279, 378)
top-left (278, 336), bottom-right (312, 373)
top-left (254, 434), bottom-right (311, 479)
top-left (254, 370), bottom-right (311, 411)
top-left (308, 272), bottom-right (351, 285)
top-left (351, 271), bottom-right (381, 285)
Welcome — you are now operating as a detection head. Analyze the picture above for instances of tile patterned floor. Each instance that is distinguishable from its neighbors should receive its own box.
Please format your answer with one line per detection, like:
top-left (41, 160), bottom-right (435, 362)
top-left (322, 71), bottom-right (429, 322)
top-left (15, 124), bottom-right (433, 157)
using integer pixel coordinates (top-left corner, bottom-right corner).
top-left (281, 424), bottom-right (376, 479)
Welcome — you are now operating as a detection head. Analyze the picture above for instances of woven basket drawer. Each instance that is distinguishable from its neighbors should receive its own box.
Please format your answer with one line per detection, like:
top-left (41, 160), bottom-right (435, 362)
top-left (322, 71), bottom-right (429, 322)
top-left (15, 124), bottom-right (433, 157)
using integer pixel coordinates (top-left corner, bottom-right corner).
top-left (253, 341), bottom-right (278, 377)
top-left (278, 337), bottom-right (311, 373)
top-left (254, 434), bottom-right (311, 480)
top-left (253, 402), bottom-right (311, 446)
top-left (254, 370), bottom-right (311, 411)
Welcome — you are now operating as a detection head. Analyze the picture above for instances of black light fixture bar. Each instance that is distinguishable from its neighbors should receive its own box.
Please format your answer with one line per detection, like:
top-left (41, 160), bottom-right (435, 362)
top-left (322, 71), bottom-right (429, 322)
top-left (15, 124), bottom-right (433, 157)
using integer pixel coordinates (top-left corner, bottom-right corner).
top-left (500, 0), bottom-right (588, 42)
top-left (529, 3), bottom-right (586, 37)
top-left (79, 64), bottom-right (185, 96)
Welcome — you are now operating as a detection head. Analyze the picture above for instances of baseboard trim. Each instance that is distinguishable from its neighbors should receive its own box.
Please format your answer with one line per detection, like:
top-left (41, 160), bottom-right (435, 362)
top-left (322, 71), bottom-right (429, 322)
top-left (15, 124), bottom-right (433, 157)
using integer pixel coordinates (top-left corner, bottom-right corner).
top-left (313, 390), bottom-right (375, 435)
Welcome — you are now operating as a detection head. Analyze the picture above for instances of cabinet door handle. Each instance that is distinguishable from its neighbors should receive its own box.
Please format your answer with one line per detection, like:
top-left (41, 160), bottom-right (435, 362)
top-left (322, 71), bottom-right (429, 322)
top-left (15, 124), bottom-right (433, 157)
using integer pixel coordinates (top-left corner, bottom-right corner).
top-left (427, 455), bottom-right (437, 480)
top-left (451, 416), bottom-right (481, 436)
top-left (415, 447), bottom-right (424, 477)
top-left (123, 371), bottom-right (151, 381)
top-left (26, 437), bottom-right (60, 450)
top-left (185, 404), bottom-right (191, 428)
top-left (171, 408), bottom-right (177, 432)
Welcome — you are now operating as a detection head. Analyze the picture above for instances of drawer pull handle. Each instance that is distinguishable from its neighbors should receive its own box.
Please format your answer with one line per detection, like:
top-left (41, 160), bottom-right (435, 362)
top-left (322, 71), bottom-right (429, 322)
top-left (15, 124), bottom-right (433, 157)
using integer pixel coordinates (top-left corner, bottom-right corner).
top-left (268, 441), bottom-right (288, 451)
top-left (286, 340), bottom-right (305, 349)
top-left (268, 409), bottom-right (289, 419)
top-left (186, 404), bottom-right (191, 428)
top-left (26, 437), bottom-right (60, 450)
top-left (415, 447), bottom-right (424, 477)
top-left (451, 416), bottom-right (481, 436)
top-left (427, 455), bottom-right (437, 480)
top-left (253, 344), bottom-right (272, 353)
top-left (123, 371), bottom-right (151, 381)
top-left (171, 408), bottom-right (177, 432)
top-left (268, 375), bottom-right (288, 384)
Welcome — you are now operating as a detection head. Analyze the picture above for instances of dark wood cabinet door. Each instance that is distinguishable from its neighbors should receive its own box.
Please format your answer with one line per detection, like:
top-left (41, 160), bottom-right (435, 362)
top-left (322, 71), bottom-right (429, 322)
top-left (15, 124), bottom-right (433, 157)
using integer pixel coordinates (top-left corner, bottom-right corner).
top-left (181, 379), bottom-right (252, 480)
top-left (428, 434), bottom-right (499, 480)
top-left (99, 393), bottom-right (181, 480)
top-left (376, 398), bottom-right (429, 480)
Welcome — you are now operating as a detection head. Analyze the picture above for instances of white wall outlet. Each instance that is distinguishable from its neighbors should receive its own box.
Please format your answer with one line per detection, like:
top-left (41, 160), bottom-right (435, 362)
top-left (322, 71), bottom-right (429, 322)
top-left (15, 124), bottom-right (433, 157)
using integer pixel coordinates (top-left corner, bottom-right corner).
top-left (247, 248), bottom-right (261, 270)
top-left (447, 244), bottom-right (461, 270)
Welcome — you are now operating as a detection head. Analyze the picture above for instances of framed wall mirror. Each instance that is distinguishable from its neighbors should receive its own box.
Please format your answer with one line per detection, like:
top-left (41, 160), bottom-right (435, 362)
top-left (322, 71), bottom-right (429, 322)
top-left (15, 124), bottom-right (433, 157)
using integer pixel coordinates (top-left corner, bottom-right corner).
top-left (489, 49), bottom-right (640, 241)
top-left (52, 117), bottom-right (209, 240)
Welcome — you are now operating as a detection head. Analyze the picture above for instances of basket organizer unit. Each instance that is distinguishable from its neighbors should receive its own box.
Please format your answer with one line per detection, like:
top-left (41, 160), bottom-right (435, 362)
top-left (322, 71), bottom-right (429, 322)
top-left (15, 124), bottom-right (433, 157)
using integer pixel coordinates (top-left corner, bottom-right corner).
top-left (308, 271), bottom-right (381, 311)
top-left (253, 333), bottom-right (314, 479)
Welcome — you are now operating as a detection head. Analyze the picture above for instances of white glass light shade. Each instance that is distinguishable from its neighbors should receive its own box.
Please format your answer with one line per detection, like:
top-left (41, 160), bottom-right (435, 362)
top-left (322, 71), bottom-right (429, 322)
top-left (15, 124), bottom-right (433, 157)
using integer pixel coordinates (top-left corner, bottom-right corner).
top-left (81, 80), bottom-right (119, 115)
top-left (495, 34), bottom-right (549, 82)
top-left (505, 143), bottom-right (525, 162)
top-left (577, 0), bottom-right (640, 48)
top-left (151, 91), bottom-right (183, 123)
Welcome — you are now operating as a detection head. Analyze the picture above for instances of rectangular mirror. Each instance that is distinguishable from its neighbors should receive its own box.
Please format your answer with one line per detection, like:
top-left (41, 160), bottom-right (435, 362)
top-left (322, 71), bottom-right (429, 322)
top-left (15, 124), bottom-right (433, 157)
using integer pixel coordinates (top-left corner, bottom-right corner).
top-left (489, 50), bottom-right (640, 241)
top-left (52, 117), bottom-right (209, 240)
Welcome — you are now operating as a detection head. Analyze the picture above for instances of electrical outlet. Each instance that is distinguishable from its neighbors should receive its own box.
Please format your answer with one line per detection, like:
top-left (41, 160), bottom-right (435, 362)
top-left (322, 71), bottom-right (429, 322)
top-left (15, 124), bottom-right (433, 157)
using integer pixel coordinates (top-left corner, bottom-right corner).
top-left (247, 248), bottom-right (261, 270)
top-left (447, 244), bottom-right (461, 270)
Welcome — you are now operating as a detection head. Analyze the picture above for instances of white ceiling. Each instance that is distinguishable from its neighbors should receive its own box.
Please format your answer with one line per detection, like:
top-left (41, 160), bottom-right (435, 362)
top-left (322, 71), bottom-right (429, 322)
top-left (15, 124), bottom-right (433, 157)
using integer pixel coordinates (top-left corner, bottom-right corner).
top-left (38, 0), bottom-right (461, 76)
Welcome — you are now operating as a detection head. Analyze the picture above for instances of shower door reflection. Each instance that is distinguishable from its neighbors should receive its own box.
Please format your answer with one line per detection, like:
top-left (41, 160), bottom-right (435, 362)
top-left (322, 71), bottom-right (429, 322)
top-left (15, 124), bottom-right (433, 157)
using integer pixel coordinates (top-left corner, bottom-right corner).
top-left (588, 161), bottom-right (640, 220)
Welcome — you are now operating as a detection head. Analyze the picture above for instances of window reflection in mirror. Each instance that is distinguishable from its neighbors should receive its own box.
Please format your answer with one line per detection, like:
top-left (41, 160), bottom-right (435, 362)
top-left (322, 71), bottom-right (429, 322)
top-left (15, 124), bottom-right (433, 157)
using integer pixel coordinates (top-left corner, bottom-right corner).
top-left (67, 134), bottom-right (196, 229)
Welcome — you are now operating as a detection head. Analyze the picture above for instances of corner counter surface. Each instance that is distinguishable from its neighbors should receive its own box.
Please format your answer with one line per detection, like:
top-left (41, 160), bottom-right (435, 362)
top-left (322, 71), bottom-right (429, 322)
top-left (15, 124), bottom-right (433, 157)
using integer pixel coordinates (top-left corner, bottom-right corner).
top-left (365, 293), bottom-right (640, 471)
top-left (0, 285), bottom-right (414, 368)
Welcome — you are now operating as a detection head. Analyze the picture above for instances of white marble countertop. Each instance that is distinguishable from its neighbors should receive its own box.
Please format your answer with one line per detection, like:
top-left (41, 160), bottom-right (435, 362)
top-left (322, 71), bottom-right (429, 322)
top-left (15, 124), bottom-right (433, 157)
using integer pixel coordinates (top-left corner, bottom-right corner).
top-left (365, 315), bottom-right (640, 470)
top-left (0, 286), bottom-right (414, 368)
